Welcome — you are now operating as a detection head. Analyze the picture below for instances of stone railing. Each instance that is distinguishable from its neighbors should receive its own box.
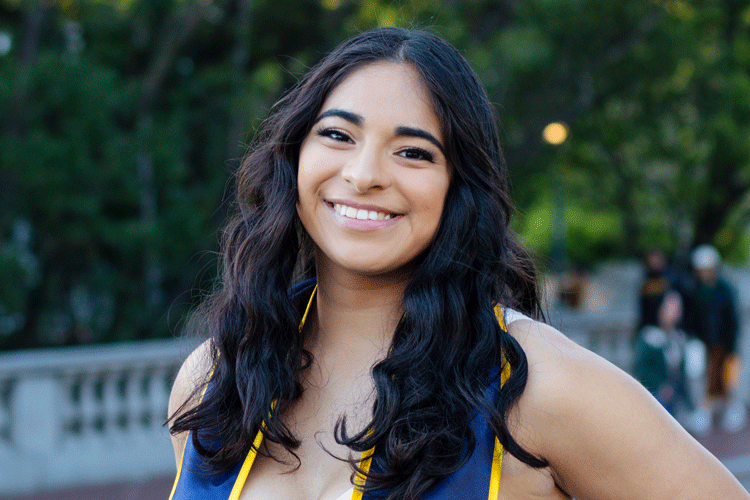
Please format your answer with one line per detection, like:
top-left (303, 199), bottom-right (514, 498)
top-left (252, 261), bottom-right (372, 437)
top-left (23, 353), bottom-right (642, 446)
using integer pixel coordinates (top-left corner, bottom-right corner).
top-left (548, 308), bottom-right (637, 370)
top-left (0, 338), bottom-right (198, 496)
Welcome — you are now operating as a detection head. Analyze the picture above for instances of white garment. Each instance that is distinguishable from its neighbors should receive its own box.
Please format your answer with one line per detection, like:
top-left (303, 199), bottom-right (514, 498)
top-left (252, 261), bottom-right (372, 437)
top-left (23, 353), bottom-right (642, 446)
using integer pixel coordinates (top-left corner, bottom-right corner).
top-left (335, 488), bottom-right (354, 500)
top-left (503, 308), bottom-right (532, 326)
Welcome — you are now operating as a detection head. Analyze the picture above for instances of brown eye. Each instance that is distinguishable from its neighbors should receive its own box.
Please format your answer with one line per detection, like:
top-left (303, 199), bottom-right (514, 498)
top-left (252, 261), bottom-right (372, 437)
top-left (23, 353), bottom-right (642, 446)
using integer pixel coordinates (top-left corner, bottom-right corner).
top-left (317, 128), bottom-right (352, 143)
top-left (398, 147), bottom-right (434, 163)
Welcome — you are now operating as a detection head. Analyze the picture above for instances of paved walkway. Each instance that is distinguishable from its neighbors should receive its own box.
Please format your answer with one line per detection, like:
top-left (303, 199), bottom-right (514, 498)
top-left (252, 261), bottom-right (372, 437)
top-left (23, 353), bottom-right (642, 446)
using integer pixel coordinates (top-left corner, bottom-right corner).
top-left (695, 422), bottom-right (750, 489)
top-left (0, 476), bottom-right (174, 500)
top-left (3, 424), bottom-right (749, 500)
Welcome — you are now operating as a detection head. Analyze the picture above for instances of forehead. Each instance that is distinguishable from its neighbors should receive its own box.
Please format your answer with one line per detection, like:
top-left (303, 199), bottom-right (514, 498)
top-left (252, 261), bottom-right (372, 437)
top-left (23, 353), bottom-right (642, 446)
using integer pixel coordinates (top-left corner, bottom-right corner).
top-left (320, 62), bottom-right (441, 136)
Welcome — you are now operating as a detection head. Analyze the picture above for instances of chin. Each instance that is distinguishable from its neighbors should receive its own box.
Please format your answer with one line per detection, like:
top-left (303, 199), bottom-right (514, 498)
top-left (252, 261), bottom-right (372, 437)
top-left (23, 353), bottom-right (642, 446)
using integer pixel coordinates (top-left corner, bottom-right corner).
top-left (324, 255), bottom-right (413, 279)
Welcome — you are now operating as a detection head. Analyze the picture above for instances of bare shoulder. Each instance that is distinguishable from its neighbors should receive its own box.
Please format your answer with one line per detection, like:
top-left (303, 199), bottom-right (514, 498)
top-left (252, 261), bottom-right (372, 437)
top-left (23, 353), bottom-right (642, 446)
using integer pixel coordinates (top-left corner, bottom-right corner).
top-left (168, 339), bottom-right (214, 467)
top-left (505, 318), bottom-right (749, 500)
top-left (505, 317), bottom-right (644, 436)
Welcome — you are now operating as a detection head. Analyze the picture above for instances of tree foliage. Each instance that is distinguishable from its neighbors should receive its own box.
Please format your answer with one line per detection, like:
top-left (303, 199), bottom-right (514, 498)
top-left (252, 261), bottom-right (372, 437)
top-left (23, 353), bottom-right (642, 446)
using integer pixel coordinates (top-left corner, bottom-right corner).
top-left (0, 0), bottom-right (748, 348)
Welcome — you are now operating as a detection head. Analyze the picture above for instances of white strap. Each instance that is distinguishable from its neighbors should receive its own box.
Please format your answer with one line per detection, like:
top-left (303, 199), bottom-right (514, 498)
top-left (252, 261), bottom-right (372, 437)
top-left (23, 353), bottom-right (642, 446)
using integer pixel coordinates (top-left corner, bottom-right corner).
top-left (502, 308), bottom-right (532, 326)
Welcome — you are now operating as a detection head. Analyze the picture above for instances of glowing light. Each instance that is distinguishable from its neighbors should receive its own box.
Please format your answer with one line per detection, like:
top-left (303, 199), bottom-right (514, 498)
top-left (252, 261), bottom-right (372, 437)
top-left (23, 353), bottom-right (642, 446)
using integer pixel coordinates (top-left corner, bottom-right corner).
top-left (542, 122), bottom-right (568, 145)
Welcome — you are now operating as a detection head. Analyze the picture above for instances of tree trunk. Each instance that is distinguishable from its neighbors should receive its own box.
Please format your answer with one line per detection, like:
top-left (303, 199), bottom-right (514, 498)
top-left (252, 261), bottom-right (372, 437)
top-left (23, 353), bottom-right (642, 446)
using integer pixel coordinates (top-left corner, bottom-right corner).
top-left (5, 2), bottom-right (48, 138)
top-left (226, 0), bottom-right (253, 167)
top-left (135, 0), bottom-right (212, 335)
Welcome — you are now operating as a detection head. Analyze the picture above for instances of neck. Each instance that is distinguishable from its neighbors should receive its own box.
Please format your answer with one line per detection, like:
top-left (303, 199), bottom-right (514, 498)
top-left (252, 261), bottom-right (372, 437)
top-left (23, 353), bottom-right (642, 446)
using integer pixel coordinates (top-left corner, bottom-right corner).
top-left (307, 255), bottom-right (409, 362)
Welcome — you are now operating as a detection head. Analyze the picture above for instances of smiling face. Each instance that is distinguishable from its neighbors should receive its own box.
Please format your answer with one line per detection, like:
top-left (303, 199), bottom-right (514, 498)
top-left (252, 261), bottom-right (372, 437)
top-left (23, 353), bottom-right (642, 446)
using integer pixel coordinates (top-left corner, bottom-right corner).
top-left (296, 62), bottom-right (451, 278)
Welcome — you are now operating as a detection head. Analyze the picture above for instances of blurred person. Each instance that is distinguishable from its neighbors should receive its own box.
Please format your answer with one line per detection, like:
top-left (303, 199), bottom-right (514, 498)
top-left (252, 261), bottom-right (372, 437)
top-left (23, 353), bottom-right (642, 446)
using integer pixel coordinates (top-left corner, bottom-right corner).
top-left (633, 291), bottom-right (691, 417)
top-left (637, 248), bottom-right (672, 331)
top-left (687, 244), bottom-right (746, 434)
top-left (637, 248), bottom-right (694, 331)
top-left (167, 28), bottom-right (748, 500)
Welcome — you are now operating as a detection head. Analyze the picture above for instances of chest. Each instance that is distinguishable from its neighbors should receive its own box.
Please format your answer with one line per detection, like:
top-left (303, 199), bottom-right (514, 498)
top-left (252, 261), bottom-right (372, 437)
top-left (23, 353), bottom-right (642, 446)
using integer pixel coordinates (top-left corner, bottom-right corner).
top-left (239, 450), bottom-right (567, 500)
top-left (238, 367), bottom-right (373, 500)
top-left (238, 440), bottom-right (359, 500)
top-left (237, 394), bottom-right (567, 500)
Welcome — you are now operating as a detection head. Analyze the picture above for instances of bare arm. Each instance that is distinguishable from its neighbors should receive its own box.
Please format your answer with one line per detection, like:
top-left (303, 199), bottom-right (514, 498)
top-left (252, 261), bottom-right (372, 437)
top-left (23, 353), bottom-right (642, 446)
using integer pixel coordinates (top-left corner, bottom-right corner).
top-left (508, 320), bottom-right (749, 500)
top-left (168, 340), bottom-right (213, 469)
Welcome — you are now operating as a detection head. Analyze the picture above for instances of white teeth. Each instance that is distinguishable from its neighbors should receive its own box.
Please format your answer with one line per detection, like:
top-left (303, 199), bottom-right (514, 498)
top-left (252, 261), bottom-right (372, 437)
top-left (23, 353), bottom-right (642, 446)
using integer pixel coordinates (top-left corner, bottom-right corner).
top-left (332, 203), bottom-right (393, 221)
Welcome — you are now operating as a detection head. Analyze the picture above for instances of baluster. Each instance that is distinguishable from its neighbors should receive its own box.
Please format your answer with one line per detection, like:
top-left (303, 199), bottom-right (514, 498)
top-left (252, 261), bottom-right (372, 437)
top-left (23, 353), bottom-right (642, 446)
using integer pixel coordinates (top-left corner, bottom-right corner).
top-left (58, 373), bottom-right (78, 441)
top-left (102, 370), bottom-right (123, 436)
top-left (78, 372), bottom-right (100, 439)
top-left (125, 367), bottom-right (146, 432)
top-left (10, 375), bottom-right (61, 453)
top-left (0, 377), bottom-right (11, 444)
top-left (148, 366), bottom-right (169, 432)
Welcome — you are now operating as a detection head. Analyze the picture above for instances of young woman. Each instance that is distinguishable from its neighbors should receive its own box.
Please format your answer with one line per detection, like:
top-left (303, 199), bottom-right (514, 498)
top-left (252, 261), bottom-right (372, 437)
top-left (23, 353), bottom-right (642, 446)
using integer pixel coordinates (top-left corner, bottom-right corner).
top-left (167, 27), bottom-right (748, 500)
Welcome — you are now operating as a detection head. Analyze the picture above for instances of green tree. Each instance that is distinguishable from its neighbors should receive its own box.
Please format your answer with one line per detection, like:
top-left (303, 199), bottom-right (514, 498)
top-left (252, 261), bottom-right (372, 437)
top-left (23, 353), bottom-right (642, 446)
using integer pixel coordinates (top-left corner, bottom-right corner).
top-left (2, 0), bottom-right (750, 349)
top-left (480, 0), bottom-right (750, 265)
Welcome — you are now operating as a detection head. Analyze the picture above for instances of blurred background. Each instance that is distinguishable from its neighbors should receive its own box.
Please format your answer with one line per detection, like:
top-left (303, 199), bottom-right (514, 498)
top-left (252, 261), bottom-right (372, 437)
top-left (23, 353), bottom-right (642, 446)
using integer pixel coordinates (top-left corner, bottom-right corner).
top-left (1, 0), bottom-right (750, 497)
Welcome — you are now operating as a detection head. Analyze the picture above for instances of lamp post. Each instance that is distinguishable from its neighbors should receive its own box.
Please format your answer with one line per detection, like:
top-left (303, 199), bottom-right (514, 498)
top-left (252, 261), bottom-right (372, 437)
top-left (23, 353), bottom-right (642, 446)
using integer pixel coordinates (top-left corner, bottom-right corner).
top-left (543, 122), bottom-right (569, 275)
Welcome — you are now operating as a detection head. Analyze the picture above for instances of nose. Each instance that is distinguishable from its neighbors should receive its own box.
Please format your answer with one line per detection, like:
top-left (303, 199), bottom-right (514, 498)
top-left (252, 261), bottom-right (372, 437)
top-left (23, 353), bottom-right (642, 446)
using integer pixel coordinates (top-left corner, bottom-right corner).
top-left (341, 144), bottom-right (389, 193)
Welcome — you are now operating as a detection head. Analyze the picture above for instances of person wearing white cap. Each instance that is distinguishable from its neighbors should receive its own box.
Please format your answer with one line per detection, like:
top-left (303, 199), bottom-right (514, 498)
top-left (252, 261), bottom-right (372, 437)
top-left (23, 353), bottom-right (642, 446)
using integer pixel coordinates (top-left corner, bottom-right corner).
top-left (687, 244), bottom-right (745, 433)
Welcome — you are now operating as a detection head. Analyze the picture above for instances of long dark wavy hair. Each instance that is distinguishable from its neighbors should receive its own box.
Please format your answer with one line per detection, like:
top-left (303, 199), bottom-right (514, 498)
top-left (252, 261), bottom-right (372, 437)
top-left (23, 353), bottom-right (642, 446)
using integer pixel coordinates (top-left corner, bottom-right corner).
top-left (171, 26), bottom-right (547, 499)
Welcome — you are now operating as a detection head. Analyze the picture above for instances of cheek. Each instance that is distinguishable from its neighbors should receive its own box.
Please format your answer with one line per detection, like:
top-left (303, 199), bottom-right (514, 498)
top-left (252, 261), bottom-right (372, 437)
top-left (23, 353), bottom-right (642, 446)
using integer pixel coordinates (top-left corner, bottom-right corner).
top-left (422, 178), bottom-right (451, 243)
top-left (296, 157), bottom-right (323, 215)
top-left (297, 145), bottom-right (338, 197)
top-left (296, 157), bottom-right (317, 226)
top-left (297, 154), bottom-right (314, 188)
top-left (410, 175), bottom-right (450, 221)
top-left (297, 149), bottom-right (315, 195)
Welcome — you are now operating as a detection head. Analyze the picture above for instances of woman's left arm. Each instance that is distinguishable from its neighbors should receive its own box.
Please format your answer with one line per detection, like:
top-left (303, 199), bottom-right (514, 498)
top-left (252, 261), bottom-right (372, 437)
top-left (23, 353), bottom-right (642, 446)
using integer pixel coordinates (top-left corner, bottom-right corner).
top-left (508, 320), bottom-right (749, 500)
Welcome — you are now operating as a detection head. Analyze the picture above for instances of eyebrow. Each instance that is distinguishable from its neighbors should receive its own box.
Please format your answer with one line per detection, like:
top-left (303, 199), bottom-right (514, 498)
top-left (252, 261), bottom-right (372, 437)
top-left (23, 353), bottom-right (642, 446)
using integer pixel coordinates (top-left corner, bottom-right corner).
top-left (395, 126), bottom-right (445, 156)
top-left (314, 109), bottom-right (363, 126)
top-left (314, 108), bottom-right (446, 156)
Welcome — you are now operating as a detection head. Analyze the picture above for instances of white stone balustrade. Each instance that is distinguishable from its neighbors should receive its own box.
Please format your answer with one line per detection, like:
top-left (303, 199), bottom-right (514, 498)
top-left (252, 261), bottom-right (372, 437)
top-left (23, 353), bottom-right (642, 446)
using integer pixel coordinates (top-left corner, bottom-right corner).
top-left (548, 309), bottom-right (637, 370)
top-left (0, 338), bottom-right (198, 496)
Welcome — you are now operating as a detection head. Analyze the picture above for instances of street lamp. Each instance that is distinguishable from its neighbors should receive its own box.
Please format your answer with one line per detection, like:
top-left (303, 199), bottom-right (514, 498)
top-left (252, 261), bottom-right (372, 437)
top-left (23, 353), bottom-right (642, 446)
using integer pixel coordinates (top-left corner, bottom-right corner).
top-left (543, 122), bottom-right (569, 278)
top-left (542, 122), bottom-right (568, 145)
